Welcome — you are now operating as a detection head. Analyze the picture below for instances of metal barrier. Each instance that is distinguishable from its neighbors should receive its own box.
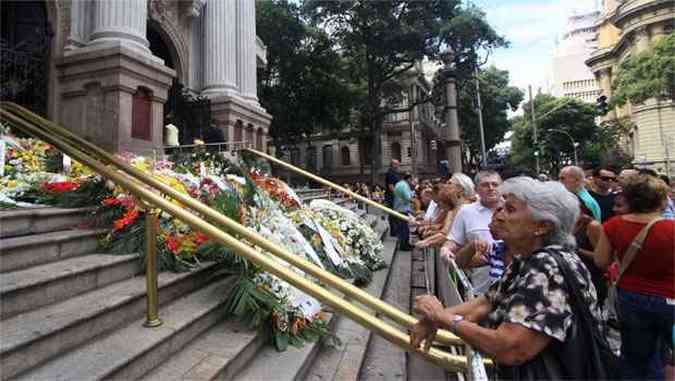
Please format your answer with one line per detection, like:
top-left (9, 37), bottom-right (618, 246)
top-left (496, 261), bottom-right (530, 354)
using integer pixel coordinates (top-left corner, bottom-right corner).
top-left (423, 246), bottom-right (489, 381)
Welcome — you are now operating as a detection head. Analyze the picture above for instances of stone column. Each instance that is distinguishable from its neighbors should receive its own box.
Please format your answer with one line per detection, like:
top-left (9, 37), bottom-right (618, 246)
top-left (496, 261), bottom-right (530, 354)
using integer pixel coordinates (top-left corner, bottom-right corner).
top-left (66, 0), bottom-right (91, 50)
top-left (202, 0), bottom-right (238, 97)
top-left (88, 0), bottom-right (150, 54)
top-left (236, 0), bottom-right (258, 103)
top-left (444, 71), bottom-right (462, 174)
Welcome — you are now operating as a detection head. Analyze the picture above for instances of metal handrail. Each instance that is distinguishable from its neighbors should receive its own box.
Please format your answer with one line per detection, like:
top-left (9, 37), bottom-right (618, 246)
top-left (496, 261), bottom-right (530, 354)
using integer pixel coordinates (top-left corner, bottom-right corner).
top-left (424, 246), bottom-right (489, 380)
top-left (446, 256), bottom-right (489, 380)
top-left (244, 148), bottom-right (410, 222)
top-left (0, 102), bottom-right (491, 371)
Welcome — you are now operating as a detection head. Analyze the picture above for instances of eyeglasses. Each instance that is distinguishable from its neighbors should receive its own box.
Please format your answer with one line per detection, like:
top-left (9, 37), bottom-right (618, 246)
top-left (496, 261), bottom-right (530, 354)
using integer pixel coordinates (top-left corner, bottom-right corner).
top-left (599, 176), bottom-right (617, 182)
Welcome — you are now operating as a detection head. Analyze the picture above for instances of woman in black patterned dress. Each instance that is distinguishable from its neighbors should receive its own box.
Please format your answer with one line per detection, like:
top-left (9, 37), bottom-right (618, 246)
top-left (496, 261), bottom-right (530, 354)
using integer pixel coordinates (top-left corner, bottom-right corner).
top-left (410, 177), bottom-right (611, 379)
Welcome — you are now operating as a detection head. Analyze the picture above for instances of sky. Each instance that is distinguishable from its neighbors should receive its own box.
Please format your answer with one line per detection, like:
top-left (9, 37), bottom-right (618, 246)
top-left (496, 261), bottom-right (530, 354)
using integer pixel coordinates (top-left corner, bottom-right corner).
top-left (474, 0), bottom-right (599, 96)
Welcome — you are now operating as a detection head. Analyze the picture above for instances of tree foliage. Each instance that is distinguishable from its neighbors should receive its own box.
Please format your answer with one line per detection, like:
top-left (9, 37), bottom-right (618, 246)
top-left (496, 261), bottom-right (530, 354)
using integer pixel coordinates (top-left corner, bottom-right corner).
top-left (508, 94), bottom-right (629, 174)
top-left (304, 0), bottom-right (507, 180)
top-left (256, 0), bottom-right (359, 151)
top-left (612, 32), bottom-right (675, 107)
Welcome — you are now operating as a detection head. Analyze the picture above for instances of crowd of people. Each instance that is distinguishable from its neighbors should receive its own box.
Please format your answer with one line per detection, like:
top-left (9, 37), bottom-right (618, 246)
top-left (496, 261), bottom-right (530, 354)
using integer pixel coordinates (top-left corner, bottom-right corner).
top-left (380, 159), bottom-right (674, 380)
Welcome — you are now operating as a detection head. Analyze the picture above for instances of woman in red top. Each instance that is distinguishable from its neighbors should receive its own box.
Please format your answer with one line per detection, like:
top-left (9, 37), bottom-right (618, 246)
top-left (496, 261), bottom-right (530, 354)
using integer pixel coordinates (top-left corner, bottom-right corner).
top-left (595, 174), bottom-right (674, 380)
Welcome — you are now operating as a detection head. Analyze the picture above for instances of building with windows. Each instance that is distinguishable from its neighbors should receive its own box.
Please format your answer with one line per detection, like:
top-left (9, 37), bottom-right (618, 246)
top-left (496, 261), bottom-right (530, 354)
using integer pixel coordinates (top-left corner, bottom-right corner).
top-left (1, 0), bottom-right (270, 155)
top-left (550, 10), bottom-right (603, 103)
top-left (586, 0), bottom-right (674, 175)
top-left (277, 66), bottom-right (445, 185)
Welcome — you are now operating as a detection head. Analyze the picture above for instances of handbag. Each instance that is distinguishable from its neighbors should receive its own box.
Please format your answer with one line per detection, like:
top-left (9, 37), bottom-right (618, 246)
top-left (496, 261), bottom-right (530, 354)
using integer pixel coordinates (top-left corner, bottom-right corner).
top-left (498, 249), bottom-right (619, 380)
top-left (605, 217), bottom-right (664, 323)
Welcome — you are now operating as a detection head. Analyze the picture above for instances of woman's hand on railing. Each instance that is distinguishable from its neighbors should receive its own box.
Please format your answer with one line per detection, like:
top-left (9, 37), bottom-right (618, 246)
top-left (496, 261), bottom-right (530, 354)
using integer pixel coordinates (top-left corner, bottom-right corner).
top-left (414, 294), bottom-right (444, 324)
top-left (410, 317), bottom-right (438, 352)
top-left (440, 245), bottom-right (455, 264)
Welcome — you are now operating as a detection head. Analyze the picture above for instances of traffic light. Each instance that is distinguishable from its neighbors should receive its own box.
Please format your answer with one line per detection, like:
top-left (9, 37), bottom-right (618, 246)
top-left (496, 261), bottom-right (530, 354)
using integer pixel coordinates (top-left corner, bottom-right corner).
top-left (430, 140), bottom-right (437, 150)
top-left (596, 95), bottom-right (609, 116)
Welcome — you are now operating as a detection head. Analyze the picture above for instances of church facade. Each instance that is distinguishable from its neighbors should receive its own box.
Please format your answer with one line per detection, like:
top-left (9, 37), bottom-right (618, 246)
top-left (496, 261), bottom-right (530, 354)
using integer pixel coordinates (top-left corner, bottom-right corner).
top-left (1, 0), bottom-right (270, 155)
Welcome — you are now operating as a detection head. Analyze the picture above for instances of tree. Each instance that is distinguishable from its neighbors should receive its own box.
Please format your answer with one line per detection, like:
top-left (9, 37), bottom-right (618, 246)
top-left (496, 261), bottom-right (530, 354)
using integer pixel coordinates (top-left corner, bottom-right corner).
top-left (256, 1), bottom-right (359, 152)
top-left (305, 0), bottom-right (506, 182)
top-left (612, 32), bottom-right (675, 107)
top-left (451, 66), bottom-right (522, 170)
top-left (508, 95), bottom-right (606, 174)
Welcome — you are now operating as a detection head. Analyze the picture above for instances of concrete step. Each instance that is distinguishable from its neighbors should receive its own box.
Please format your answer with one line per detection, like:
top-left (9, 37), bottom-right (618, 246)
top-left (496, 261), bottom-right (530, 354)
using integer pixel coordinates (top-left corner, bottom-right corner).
top-left (0, 253), bottom-right (140, 319)
top-left (0, 206), bottom-right (96, 239)
top-left (304, 222), bottom-right (400, 381)
top-left (1, 262), bottom-right (222, 380)
top-left (234, 313), bottom-right (338, 381)
top-left (141, 318), bottom-right (263, 381)
top-left (0, 228), bottom-right (106, 273)
top-left (14, 276), bottom-right (236, 381)
top-left (357, 234), bottom-right (409, 381)
top-left (141, 217), bottom-right (392, 381)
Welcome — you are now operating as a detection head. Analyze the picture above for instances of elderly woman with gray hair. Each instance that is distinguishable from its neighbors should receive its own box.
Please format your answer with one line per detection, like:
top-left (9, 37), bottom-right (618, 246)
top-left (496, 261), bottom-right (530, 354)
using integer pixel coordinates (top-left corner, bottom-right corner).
top-left (411, 177), bottom-right (615, 379)
top-left (415, 173), bottom-right (476, 248)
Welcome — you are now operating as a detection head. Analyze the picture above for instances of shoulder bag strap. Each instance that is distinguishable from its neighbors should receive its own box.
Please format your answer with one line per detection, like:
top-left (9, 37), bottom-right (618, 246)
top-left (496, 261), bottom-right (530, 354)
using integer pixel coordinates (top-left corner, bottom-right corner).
top-left (615, 217), bottom-right (664, 285)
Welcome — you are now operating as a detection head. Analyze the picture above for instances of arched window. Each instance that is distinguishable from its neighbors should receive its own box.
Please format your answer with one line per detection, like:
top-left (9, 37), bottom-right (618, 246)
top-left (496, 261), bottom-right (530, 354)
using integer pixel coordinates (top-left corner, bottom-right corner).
top-left (234, 120), bottom-right (243, 142)
top-left (306, 146), bottom-right (317, 171)
top-left (341, 146), bottom-right (351, 166)
top-left (246, 124), bottom-right (254, 146)
top-left (290, 147), bottom-right (301, 166)
top-left (256, 128), bottom-right (264, 150)
top-left (391, 142), bottom-right (402, 161)
top-left (322, 145), bottom-right (333, 169)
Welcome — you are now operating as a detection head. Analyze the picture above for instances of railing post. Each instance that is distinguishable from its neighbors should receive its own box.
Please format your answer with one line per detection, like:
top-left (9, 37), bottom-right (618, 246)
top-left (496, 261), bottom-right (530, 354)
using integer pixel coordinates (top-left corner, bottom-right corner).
top-left (143, 209), bottom-right (162, 327)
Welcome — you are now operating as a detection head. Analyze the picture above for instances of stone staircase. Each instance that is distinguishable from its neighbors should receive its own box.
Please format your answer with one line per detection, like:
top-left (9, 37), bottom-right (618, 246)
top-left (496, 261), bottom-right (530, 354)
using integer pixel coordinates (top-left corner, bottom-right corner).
top-left (0, 200), bottom-right (439, 380)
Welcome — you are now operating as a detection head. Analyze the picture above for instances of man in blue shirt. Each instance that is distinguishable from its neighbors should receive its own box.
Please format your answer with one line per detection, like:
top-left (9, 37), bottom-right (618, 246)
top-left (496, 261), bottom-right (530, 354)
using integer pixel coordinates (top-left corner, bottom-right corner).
top-left (385, 159), bottom-right (401, 236)
top-left (393, 172), bottom-right (414, 251)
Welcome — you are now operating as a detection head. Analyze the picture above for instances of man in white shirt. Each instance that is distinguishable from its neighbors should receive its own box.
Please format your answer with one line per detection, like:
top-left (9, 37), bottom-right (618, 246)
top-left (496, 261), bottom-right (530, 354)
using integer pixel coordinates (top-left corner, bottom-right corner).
top-left (440, 170), bottom-right (502, 294)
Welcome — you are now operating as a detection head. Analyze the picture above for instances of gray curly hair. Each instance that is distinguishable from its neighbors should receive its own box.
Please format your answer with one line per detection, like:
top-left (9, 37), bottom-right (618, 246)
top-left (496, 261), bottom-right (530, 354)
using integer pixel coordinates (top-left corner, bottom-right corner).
top-left (499, 176), bottom-right (579, 249)
top-left (450, 173), bottom-right (476, 199)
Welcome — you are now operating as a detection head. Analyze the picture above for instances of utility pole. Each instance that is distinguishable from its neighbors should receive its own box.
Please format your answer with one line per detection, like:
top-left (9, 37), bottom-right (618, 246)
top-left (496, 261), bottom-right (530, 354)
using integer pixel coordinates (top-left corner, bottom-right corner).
top-left (529, 85), bottom-right (540, 174)
top-left (475, 66), bottom-right (487, 168)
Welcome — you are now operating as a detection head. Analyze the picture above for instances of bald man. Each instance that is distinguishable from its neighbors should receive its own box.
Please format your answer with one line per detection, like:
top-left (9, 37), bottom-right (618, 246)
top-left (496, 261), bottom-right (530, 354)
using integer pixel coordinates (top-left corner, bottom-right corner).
top-left (559, 165), bottom-right (602, 221)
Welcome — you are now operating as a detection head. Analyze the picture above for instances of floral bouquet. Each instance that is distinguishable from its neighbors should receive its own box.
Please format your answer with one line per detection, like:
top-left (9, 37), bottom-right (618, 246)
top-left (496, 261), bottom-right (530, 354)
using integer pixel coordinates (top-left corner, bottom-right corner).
top-left (309, 199), bottom-right (386, 271)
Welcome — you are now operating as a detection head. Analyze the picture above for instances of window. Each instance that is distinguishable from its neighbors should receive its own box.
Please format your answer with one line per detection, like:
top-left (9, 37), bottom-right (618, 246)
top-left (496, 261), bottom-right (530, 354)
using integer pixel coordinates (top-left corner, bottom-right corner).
top-left (307, 146), bottom-right (317, 171)
top-left (256, 128), bottom-right (264, 150)
top-left (234, 120), bottom-right (243, 142)
top-left (341, 146), bottom-right (351, 166)
top-left (322, 145), bottom-right (333, 169)
top-left (391, 142), bottom-right (402, 161)
top-left (132, 88), bottom-right (152, 140)
top-left (290, 147), bottom-right (301, 166)
top-left (246, 124), bottom-right (254, 145)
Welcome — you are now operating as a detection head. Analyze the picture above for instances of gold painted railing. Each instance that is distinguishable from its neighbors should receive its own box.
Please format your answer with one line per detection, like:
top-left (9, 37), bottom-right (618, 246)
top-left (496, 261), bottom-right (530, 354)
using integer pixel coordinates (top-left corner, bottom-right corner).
top-left (244, 148), bottom-right (410, 222)
top-left (0, 102), bottom-right (492, 371)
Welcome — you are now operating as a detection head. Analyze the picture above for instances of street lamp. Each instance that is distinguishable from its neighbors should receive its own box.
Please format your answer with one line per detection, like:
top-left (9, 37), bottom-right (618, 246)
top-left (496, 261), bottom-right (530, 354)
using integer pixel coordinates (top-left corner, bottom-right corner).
top-left (548, 129), bottom-right (578, 166)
